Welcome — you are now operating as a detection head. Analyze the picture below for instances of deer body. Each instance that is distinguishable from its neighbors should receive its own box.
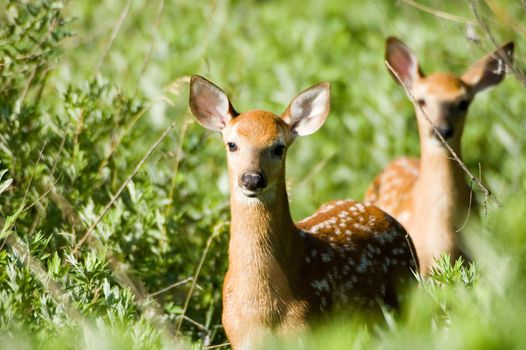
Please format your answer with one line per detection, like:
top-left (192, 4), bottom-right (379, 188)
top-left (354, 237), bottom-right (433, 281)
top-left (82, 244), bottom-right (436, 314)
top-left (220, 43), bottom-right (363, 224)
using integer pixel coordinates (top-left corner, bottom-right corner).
top-left (190, 76), bottom-right (418, 349)
top-left (365, 38), bottom-right (514, 275)
top-left (367, 153), bottom-right (470, 273)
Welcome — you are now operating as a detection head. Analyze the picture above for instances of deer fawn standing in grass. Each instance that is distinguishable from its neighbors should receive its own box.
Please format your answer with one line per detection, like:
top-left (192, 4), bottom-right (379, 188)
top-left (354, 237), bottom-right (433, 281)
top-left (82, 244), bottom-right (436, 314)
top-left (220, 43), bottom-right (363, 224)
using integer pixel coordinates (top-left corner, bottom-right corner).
top-left (365, 37), bottom-right (514, 275)
top-left (189, 76), bottom-right (418, 349)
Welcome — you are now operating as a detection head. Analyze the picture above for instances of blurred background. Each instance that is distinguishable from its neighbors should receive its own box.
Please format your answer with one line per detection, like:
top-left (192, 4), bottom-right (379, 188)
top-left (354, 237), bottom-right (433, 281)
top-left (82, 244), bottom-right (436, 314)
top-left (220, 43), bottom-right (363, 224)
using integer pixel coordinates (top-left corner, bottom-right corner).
top-left (0, 0), bottom-right (525, 349)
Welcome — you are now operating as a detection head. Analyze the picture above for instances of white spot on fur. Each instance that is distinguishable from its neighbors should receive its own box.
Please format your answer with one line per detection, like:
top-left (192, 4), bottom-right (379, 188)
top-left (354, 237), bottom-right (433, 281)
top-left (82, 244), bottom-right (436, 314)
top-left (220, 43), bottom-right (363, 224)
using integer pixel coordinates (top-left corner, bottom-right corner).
top-left (311, 279), bottom-right (330, 292)
top-left (321, 253), bottom-right (332, 262)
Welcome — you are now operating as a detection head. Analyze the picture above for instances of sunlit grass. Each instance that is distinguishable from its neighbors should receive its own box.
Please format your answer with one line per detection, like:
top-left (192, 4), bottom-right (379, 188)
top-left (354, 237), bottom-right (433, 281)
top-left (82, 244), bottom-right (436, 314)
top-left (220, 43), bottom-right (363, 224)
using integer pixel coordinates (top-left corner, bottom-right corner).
top-left (0, 0), bottom-right (525, 349)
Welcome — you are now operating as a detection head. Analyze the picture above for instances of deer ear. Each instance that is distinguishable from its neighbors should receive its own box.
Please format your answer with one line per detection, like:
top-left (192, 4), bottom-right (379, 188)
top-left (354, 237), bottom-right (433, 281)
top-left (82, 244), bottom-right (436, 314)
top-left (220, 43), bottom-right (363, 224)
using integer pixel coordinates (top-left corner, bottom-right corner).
top-left (189, 75), bottom-right (238, 132)
top-left (281, 82), bottom-right (330, 137)
top-left (385, 37), bottom-right (423, 88)
top-left (461, 42), bottom-right (514, 94)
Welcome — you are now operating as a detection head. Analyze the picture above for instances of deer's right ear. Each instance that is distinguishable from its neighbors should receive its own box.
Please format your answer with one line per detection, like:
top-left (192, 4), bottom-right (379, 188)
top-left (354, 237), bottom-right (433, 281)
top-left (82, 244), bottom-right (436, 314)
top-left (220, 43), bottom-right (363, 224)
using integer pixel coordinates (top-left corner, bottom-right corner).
top-left (461, 42), bottom-right (514, 94)
top-left (189, 75), bottom-right (238, 132)
top-left (385, 37), bottom-right (423, 88)
top-left (281, 82), bottom-right (331, 137)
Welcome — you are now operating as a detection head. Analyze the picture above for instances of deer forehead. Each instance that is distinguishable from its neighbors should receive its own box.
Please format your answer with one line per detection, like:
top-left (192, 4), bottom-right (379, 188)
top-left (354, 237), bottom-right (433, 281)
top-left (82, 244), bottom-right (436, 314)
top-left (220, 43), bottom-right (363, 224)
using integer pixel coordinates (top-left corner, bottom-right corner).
top-left (223, 110), bottom-right (290, 147)
top-left (417, 73), bottom-right (468, 100)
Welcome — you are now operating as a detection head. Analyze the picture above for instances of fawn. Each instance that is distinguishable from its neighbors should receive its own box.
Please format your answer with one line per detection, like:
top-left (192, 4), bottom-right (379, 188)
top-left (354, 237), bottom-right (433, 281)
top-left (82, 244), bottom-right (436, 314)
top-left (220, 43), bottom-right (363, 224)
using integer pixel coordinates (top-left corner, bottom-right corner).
top-left (365, 37), bottom-right (514, 275)
top-left (189, 75), bottom-right (418, 349)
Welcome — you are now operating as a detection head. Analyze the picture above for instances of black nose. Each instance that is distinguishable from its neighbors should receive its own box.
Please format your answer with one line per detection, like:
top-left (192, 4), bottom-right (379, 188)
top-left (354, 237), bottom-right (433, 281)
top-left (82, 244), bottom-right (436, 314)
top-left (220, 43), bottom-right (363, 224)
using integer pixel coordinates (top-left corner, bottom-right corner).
top-left (240, 171), bottom-right (267, 192)
top-left (436, 126), bottom-right (454, 139)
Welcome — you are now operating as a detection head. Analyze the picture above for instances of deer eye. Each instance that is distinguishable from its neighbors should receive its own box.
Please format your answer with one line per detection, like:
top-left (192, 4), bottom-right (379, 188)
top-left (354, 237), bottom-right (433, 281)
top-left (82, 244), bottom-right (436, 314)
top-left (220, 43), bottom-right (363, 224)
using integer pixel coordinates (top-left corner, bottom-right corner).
top-left (458, 99), bottom-right (470, 112)
top-left (416, 98), bottom-right (426, 107)
top-left (227, 142), bottom-right (238, 152)
top-left (272, 144), bottom-right (285, 157)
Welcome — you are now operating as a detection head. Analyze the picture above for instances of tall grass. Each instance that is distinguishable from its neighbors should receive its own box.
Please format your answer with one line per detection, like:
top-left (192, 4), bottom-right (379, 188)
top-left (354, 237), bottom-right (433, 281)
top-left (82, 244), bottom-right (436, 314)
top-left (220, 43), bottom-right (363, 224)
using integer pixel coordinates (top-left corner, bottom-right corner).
top-left (0, 0), bottom-right (525, 349)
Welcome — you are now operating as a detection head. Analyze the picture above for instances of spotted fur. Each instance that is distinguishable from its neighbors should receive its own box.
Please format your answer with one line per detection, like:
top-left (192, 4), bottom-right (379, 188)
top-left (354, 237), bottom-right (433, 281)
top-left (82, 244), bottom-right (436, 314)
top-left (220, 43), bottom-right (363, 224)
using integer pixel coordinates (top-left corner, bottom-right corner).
top-left (297, 199), bottom-right (418, 312)
top-left (365, 157), bottom-right (419, 223)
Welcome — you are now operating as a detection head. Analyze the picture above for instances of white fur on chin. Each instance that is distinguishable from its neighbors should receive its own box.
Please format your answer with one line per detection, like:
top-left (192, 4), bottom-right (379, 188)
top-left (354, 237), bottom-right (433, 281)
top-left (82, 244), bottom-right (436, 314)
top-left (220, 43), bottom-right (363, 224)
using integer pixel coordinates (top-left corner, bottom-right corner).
top-left (232, 185), bottom-right (277, 205)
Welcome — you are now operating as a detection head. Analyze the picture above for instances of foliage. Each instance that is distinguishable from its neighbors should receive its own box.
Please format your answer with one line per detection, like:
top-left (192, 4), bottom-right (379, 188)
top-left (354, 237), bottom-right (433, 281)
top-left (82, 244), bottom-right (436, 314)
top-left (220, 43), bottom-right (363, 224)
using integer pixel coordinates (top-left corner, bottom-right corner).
top-left (0, 0), bottom-right (525, 349)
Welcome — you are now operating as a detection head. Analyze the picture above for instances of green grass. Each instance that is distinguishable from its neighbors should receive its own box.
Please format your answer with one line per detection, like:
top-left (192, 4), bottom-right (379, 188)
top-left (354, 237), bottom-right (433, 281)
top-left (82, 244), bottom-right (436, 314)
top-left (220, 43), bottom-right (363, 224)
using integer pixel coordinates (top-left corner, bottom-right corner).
top-left (0, 0), bottom-right (525, 349)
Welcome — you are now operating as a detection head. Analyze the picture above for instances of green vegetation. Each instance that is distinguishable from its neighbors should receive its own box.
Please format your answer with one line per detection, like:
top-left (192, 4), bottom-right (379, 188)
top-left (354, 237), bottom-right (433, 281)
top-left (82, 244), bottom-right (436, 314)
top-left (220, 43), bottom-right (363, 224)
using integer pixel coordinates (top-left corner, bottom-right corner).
top-left (0, 0), bottom-right (524, 349)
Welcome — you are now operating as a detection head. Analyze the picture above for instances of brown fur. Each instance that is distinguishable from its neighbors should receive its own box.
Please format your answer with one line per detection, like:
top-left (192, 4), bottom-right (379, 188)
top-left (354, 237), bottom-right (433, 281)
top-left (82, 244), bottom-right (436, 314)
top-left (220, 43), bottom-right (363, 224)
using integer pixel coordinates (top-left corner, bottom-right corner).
top-left (422, 73), bottom-right (465, 96)
top-left (365, 154), bottom-right (470, 275)
top-left (222, 112), bottom-right (417, 349)
top-left (231, 110), bottom-right (287, 146)
top-left (190, 77), bottom-right (419, 349)
top-left (365, 38), bottom-right (513, 275)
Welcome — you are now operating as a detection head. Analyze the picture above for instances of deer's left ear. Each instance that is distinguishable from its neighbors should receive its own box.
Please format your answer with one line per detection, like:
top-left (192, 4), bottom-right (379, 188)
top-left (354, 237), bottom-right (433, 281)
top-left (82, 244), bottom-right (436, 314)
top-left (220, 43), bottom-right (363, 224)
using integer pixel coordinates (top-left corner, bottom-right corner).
top-left (189, 75), bottom-right (238, 132)
top-left (461, 42), bottom-right (514, 94)
top-left (385, 36), bottom-right (424, 89)
top-left (281, 82), bottom-right (331, 137)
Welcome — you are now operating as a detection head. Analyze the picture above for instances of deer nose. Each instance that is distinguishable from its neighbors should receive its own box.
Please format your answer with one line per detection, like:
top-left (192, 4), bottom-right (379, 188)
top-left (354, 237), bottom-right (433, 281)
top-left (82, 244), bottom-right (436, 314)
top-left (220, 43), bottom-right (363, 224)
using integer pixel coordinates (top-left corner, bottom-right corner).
top-left (436, 126), bottom-right (454, 139)
top-left (240, 171), bottom-right (267, 192)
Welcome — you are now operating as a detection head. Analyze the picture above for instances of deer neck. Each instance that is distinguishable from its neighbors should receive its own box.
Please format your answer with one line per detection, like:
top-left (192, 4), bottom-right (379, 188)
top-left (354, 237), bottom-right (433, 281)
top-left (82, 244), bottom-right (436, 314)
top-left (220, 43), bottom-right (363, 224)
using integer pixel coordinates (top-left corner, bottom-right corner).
top-left (414, 138), bottom-right (470, 234)
top-left (226, 166), bottom-right (304, 312)
top-left (229, 177), bottom-right (299, 276)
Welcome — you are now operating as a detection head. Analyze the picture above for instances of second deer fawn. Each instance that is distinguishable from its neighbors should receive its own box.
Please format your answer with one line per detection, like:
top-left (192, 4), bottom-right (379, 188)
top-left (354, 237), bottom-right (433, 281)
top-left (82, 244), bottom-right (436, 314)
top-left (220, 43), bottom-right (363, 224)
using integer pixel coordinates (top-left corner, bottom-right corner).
top-left (189, 76), bottom-right (418, 349)
top-left (365, 37), bottom-right (514, 275)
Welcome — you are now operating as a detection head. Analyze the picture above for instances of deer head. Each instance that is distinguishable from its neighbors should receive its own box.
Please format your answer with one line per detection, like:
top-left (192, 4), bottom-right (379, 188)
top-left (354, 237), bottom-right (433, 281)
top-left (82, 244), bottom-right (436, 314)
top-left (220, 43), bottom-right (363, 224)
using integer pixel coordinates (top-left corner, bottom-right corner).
top-left (386, 37), bottom-right (514, 150)
top-left (189, 75), bottom-right (330, 203)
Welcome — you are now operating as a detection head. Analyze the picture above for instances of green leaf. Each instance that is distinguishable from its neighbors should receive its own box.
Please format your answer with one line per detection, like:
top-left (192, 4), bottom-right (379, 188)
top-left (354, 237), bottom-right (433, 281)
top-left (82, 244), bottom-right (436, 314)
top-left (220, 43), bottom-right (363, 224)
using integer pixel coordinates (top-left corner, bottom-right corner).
top-left (0, 178), bottom-right (12, 195)
top-left (0, 202), bottom-right (25, 240)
